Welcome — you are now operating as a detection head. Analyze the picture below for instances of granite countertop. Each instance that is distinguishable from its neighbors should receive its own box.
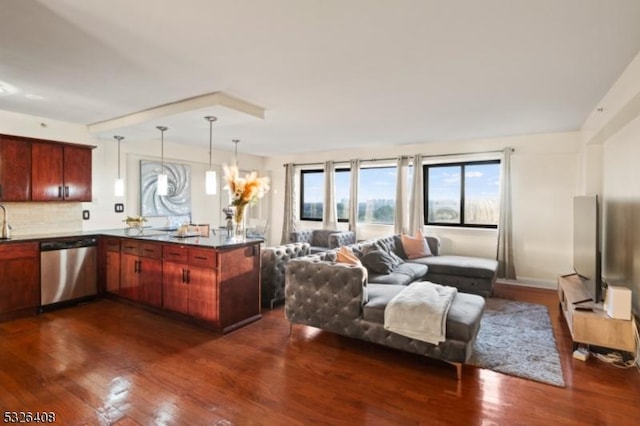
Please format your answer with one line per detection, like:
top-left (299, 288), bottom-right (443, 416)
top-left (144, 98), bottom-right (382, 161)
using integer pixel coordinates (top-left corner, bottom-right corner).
top-left (0, 228), bottom-right (263, 249)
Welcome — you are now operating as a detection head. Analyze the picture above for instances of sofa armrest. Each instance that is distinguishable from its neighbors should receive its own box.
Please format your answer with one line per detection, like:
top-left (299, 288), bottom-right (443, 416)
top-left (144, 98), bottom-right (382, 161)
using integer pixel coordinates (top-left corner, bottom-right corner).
top-left (261, 242), bottom-right (310, 307)
top-left (426, 235), bottom-right (441, 256)
top-left (285, 259), bottom-right (367, 330)
top-left (328, 231), bottom-right (356, 249)
top-left (289, 229), bottom-right (314, 244)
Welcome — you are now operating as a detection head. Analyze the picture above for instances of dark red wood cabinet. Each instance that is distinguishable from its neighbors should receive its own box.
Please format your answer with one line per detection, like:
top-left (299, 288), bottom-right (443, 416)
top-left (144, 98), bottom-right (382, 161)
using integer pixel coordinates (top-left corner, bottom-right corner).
top-left (0, 134), bottom-right (93, 202)
top-left (0, 135), bottom-right (32, 201)
top-left (162, 245), bottom-right (218, 322)
top-left (0, 243), bottom-right (40, 319)
top-left (101, 236), bottom-right (261, 333)
top-left (31, 142), bottom-right (92, 201)
top-left (119, 240), bottom-right (163, 307)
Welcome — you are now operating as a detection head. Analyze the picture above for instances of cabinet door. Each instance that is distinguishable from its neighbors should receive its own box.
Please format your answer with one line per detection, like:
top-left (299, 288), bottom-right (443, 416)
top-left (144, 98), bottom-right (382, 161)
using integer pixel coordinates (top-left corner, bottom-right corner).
top-left (120, 253), bottom-right (140, 301)
top-left (0, 243), bottom-right (39, 314)
top-left (0, 135), bottom-right (31, 201)
top-left (219, 245), bottom-right (260, 329)
top-left (31, 142), bottom-right (64, 201)
top-left (63, 146), bottom-right (92, 201)
top-left (106, 251), bottom-right (121, 294)
top-left (162, 261), bottom-right (189, 314)
top-left (138, 257), bottom-right (163, 307)
top-left (188, 266), bottom-right (217, 322)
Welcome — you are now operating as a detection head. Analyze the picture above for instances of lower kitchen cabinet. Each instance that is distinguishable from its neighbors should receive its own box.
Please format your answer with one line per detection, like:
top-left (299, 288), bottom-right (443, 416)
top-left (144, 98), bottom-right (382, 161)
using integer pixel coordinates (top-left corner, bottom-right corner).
top-left (0, 242), bottom-right (39, 318)
top-left (162, 245), bottom-right (218, 322)
top-left (104, 238), bottom-right (121, 294)
top-left (120, 240), bottom-right (162, 307)
top-left (99, 235), bottom-right (260, 333)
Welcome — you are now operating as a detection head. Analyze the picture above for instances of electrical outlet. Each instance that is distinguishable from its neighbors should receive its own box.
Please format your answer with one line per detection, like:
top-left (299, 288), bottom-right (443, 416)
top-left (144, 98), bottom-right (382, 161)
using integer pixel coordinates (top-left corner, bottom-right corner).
top-left (82, 210), bottom-right (90, 220)
top-left (115, 203), bottom-right (124, 213)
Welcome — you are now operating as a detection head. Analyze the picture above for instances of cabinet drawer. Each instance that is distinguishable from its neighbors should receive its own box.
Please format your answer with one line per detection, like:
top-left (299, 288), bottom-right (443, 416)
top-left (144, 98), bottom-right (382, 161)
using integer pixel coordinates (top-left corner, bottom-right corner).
top-left (104, 237), bottom-right (120, 252)
top-left (163, 244), bottom-right (188, 263)
top-left (140, 242), bottom-right (162, 259)
top-left (0, 242), bottom-right (38, 260)
top-left (120, 240), bottom-right (141, 255)
top-left (189, 248), bottom-right (217, 268)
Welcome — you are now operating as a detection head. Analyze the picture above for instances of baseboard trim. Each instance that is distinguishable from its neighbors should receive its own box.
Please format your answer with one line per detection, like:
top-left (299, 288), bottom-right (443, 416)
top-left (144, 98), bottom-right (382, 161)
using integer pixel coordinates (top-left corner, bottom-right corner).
top-left (497, 278), bottom-right (556, 290)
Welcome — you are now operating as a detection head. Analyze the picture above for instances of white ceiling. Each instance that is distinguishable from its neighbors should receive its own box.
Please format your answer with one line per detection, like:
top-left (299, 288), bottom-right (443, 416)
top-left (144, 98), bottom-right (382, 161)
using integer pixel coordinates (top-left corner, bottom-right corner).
top-left (1, 0), bottom-right (640, 157)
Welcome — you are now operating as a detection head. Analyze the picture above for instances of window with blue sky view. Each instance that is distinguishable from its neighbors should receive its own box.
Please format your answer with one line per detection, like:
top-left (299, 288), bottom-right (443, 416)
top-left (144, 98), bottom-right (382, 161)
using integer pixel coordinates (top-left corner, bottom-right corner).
top-left (300, 161), bottom-right (499, 227)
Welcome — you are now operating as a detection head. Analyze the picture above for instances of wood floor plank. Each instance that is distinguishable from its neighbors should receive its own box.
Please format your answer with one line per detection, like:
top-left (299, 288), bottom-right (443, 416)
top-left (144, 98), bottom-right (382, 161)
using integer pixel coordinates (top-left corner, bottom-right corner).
top-left (0, 284), bottom-right (639, 424)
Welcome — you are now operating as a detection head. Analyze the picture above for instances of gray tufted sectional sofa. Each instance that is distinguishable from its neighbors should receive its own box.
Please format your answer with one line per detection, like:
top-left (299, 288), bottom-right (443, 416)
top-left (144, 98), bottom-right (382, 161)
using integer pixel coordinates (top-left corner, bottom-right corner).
top-left (285, 234), bottom-right (498, 379)
top-left (261, 242), bottom-right (311, 309)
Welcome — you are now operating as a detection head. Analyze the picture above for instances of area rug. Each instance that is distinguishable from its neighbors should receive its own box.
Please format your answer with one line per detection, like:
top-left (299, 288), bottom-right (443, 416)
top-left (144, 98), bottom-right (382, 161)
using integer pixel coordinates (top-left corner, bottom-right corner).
top-left (468, 298), bottom-right (565, 387)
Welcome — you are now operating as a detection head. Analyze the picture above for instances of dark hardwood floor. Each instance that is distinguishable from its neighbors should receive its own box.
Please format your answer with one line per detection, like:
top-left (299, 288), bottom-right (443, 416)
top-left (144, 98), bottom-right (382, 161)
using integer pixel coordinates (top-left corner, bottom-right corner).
top-left (1, 284), bottom-right (638, 425)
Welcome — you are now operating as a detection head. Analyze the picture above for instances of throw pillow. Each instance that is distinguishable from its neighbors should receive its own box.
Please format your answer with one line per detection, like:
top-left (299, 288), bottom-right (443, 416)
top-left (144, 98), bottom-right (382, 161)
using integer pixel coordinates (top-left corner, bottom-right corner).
top-left (361, 250), bottom-right (399, 274)
top-left (400, 229), bottom-right (433, 259)
top-left (352, 242), bottom-right (377, 259)
top-left (336, 246), bottom-right (362, 266)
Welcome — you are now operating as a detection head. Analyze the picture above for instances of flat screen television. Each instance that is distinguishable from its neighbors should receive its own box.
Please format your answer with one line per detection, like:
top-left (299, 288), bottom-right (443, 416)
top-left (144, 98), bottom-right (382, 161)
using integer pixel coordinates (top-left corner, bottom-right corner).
top-left (573, 195), bottom-right (602, 303)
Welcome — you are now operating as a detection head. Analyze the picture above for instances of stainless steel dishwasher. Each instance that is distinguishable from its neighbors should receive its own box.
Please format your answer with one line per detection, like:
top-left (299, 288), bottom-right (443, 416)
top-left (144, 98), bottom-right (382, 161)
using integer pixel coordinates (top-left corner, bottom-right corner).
top-left (40, 237), bottom-right (98, 307)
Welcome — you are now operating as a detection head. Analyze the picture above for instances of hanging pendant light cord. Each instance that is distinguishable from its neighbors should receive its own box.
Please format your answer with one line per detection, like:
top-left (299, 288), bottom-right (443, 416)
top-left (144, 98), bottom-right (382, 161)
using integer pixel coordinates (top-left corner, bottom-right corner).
top-left (114, 135), bottom-right (123, 179)
top-left (157, 126), bottom-right (168, 170)
top-left (206, 116), bottom-right (217, 169)
top-left (233, 139), bottom-right (239, 167)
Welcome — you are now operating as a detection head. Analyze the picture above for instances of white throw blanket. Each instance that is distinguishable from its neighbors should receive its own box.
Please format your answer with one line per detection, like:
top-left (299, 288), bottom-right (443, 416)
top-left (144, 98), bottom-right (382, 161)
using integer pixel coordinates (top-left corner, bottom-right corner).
top-left (384, 281), bottom-right (458, 345)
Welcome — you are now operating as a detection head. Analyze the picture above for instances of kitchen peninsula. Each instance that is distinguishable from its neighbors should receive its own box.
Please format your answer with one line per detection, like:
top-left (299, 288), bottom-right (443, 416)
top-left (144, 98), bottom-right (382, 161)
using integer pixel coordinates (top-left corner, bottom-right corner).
top-left (1, 229), bottom-right (263, 334)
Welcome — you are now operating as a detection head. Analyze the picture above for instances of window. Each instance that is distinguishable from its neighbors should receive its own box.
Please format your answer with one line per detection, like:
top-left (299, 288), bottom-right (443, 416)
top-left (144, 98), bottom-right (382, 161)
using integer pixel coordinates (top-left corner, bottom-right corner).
top-left (357, 166), bottom-right (411, 225)
top-left (300, 168), bottom-right (350, 221)
top-left (357, 166), bottom-right (396, 225)
top-left (424, 160), bottom-right (500, 228)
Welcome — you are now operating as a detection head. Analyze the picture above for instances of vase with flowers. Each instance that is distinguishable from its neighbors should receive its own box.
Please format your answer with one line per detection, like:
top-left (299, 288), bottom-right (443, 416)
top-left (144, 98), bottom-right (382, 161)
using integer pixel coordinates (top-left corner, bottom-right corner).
top-left (223, 164), bottom-right (270, 239)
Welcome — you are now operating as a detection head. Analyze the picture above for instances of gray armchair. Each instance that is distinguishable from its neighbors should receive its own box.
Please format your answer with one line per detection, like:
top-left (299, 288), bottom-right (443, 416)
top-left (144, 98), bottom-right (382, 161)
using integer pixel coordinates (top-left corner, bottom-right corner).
top-left (261, 242), bottom-right (310, 309)
top-left (288, 229), bottom-right (356, 254)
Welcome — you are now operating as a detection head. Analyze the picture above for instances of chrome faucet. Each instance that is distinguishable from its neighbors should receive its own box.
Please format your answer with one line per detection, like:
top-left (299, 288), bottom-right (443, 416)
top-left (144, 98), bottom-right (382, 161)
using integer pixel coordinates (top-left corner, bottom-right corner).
top-left (0, 204), bottom-right (10, 239)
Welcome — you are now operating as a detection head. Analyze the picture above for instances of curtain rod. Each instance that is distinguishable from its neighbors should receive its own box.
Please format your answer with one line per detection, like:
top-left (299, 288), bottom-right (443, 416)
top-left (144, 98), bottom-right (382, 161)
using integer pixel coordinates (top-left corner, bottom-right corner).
top-left (284, 148), bottom-right (514, 167)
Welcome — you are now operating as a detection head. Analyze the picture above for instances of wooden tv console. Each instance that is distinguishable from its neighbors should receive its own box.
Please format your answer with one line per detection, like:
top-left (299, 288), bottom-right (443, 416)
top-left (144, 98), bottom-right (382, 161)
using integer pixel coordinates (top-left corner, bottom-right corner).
top-left (558, 274), bottom-right (636, 352)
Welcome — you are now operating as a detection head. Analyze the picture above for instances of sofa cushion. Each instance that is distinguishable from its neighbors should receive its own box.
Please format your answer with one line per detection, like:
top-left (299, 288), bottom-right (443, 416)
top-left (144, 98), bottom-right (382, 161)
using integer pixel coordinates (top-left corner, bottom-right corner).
top-left (400, 230), bottom-right (433, 259)
top-left (367, 263), bottom-right (428, 286)
top-left (375, 235), bottom-right (408, 259)
top-left (361, 249), bottom-right (400, 274)
top-left (363, 284), bottom-right (485, 342)
top-left (408, 255), bottom-right (498, 279)
top-left (362, 284), bottom-right (404, 323)
top-left (367, 271), bottom-right (415, 286)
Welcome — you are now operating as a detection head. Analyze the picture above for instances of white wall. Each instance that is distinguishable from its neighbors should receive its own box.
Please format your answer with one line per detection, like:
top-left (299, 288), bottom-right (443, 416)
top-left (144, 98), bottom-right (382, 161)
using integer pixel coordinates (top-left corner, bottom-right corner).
top-left (0, 109), bottom-right (269, 235)
top-left (582, 50), bottom-right (640, 314)
top-left (264, 131), bottom-right (580, 286)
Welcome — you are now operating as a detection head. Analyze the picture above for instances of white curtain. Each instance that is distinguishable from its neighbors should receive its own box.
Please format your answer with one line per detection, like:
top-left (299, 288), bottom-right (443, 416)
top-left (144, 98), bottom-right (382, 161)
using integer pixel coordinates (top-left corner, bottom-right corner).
top-left (409, 154), bottom-right (424, 235)
top-left (394, 156), bottom-right (410, 234)
top-left (497, 147), bottom-right (516, 279)
top-left (348, 159), bottom-right (361, 239)
top-left (280, 163), bottom-right (297, 244)
top-left (323, 160), bottom-right (338, 229)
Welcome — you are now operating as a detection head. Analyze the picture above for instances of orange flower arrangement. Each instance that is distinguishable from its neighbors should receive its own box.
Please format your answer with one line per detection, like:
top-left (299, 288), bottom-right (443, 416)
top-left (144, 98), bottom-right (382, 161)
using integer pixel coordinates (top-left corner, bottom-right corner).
top-left (223, 165), bottom-right (270, 208)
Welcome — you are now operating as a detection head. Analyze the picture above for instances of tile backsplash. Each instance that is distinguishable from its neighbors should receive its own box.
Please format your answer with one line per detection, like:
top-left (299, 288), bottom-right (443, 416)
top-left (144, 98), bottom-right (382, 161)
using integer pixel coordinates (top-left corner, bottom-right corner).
top-left (2, 202), bottom-right (83, 236)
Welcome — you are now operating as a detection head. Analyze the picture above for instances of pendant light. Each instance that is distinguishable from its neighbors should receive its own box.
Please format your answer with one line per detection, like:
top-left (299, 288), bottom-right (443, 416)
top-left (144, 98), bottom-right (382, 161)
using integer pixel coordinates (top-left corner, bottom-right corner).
top-left (113, 135), bottom-right (125, 197)
top-left (205, 116), bottom-right (218, 195)
top-left (156, 126), bottom-right (169, 196)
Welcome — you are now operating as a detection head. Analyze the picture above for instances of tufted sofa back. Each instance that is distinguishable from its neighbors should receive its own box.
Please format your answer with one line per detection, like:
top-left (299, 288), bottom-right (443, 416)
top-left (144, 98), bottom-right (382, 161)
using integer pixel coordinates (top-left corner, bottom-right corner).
top-left (261, 242), bottom-right (310, 309)
top-left (285, 257), bottom-right (368, 335)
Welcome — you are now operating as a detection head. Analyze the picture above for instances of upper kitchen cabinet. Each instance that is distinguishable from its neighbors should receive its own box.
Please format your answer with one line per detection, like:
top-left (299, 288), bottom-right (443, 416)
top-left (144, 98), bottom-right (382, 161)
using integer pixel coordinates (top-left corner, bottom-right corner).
top-left (31, 141), bottom-right (93, 201)
top-left (0, 135), bottom-right (32, 201)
